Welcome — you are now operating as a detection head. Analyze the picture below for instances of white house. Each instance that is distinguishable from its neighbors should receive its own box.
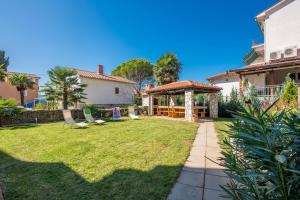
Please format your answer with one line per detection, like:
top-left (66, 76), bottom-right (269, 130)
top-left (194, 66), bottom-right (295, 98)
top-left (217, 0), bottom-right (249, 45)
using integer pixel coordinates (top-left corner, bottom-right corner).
top-left (208, 0), bottom-right (300, 100)
top-left (76, 65), bottom-right (136, 107)
top-left (207, 72), bottom-right (239, 101)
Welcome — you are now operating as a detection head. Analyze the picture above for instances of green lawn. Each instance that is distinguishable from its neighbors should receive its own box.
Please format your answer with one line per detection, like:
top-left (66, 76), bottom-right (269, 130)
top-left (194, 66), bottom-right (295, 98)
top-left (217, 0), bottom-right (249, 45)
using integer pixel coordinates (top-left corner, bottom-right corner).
top-left (0, 117), bottom-right (198, 200)
top-left (214, 118), bottom-right (233, 150)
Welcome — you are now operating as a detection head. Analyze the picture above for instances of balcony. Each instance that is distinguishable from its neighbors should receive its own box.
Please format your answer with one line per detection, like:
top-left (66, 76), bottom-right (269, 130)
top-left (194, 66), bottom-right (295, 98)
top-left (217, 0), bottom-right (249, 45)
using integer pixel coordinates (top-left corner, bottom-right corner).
top-left (254, 83), bottom-right (300, 101)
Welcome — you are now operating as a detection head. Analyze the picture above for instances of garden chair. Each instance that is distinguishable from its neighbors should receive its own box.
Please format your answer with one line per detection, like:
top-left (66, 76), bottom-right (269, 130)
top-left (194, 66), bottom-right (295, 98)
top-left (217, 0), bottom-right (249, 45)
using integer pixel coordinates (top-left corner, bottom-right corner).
top-left (62, 110), bottom-right (88, 128)
top-left (128, 106), bottom-right (139, 120)
top-left (83, 108), bottom-right (105, 125)
top-left (112, 107), bottom-right (122, 121)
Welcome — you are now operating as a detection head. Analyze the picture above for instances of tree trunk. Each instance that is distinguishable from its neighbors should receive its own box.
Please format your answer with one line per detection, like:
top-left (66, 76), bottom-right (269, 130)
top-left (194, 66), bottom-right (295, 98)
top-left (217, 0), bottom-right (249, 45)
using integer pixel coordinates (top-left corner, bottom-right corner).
top-left (63, 87), bottom-right (68, 109)
top-left (20, 90), bottom-right (25, 106)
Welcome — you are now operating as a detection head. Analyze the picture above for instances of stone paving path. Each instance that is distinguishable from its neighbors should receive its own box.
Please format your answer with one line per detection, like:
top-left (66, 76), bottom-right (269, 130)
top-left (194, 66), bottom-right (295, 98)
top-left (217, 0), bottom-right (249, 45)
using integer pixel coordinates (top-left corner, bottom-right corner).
top-left (167, 119), bottom-right (228, 200)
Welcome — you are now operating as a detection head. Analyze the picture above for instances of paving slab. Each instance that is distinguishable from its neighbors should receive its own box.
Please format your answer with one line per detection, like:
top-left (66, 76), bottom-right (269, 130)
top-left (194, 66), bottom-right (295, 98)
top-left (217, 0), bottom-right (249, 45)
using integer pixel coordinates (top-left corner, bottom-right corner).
top-left (167, 183), bottom-right (203, 200)
top-left (204, 174), bottom-right (230, 191)
top-left (167, 119), bottom-right (229, 200)
top-left (177, 170), bottom-right (204, 187)
top-left (203, 188), bottom-right (227, 200)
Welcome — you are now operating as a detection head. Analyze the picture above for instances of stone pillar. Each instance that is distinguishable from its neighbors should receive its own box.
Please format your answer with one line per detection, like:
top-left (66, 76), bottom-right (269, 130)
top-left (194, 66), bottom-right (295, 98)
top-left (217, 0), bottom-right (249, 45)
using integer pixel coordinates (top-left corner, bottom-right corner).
top-left (148, 94), bottom-right (154, 116)
top-left (169, 96), bottom-right (176, 106)
top-left (209, 93), bottom-right (218, 119)
top-left (185, 90), bottom-right (194, 121)
top-left (239, 74), bottom-right (243, 96)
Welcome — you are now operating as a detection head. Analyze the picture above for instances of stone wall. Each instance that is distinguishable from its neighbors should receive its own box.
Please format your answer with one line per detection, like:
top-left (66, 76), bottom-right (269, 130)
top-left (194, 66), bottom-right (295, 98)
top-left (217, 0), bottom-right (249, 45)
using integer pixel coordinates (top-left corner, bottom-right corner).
top-left (185, 90), bottom-right (194, 121)
top-left (209, 93), bottom-right (218, 119)
top-left (0, 110), bottom-right (84, 126)
top-left (0, 107), bottom-right (145, 126)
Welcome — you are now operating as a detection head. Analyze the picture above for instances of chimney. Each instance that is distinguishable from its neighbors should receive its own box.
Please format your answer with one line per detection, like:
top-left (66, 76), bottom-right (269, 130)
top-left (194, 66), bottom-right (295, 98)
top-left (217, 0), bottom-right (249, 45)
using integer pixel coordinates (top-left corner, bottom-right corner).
top-left (146, 84), bottom-right (154, 91)
top-left (98, 65), bottom-right (104, 74)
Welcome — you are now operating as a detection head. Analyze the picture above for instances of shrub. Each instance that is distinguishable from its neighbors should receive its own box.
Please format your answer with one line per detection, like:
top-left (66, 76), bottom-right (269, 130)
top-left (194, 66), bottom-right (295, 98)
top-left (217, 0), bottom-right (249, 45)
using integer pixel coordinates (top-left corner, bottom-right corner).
top-left (221, 102), bottom-right (300, 199)
top-left (133, 95), bottom-right (142, 106)
top-left (34, 104), bottom-right (47, 110)
top-left (281, 78), bottom-right (298, 107)
top-left (218, 88), bottom-right (241, 118)
top-left (83, 104), bottom-right (98, 116)
top-left (48, 104), bottom-right (58, 110)
top-left (0, 99), bottom-right (22, 125)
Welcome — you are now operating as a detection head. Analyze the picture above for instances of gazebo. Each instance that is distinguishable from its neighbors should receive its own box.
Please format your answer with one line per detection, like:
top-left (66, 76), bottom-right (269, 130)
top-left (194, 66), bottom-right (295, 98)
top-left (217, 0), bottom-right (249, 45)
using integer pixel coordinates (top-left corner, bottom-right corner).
top-left (145, 80), bottom-right (221, 122)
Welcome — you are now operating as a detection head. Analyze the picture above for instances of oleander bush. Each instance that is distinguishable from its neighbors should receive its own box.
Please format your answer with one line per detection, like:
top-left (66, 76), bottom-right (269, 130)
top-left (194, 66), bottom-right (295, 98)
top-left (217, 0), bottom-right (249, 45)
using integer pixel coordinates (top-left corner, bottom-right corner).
top-left (221, 101), bottom-right (300, 199)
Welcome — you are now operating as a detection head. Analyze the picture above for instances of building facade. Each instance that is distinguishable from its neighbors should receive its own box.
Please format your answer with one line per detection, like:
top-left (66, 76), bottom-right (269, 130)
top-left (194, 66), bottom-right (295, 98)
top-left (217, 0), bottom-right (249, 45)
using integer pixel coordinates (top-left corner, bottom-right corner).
top-left (208, 0), bottom-right (300, 100)
top-left (207, 72), bottom-right (239, 101)
top-left (0, 72), bottom-right (39, 105)
top-left (76, 65), bottom-right (136, 107)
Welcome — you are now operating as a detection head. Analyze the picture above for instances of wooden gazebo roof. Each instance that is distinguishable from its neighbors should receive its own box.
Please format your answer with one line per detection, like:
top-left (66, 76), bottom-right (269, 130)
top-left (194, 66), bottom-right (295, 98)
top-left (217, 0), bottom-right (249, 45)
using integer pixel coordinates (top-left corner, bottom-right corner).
top-left (146, 80), bottom-right (221, 95)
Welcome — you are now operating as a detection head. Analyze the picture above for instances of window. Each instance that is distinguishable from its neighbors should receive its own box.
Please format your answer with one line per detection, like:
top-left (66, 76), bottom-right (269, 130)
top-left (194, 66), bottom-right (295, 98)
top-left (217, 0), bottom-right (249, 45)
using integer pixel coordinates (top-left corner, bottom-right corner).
top-left (24, 90), bottom-right (28, 97)
top-left (115, 87), bottom-right (119, 94)
top-left (289, 73), bottom-right (296, 80)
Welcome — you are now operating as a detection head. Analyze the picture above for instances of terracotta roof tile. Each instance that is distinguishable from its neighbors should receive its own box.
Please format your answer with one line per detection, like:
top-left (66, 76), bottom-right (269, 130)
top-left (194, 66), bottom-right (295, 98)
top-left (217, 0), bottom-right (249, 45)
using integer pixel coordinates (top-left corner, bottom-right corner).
top-left (147, 80), bottom-right (221, 93)
top-left (75, 69), bottom-right (136, 84)
top-left (207, 71), bottom-right (238, 81)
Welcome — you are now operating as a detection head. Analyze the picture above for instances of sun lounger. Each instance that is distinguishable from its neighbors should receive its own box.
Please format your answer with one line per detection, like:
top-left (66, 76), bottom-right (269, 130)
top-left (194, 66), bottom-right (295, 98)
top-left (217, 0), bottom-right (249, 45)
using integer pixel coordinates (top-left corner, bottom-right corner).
top-left (83, 108), bottom-right (105, 124)
top-left (62, 110), bottom-right (88, 128)
top-left (128, 106), bottom-right (139, 120)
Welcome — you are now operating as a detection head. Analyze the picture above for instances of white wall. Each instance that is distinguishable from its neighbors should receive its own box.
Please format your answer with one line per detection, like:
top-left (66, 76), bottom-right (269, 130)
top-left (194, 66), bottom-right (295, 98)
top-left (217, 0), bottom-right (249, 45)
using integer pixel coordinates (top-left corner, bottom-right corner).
top-left (142, 95), bottom-right (149, 107)
top-left (265, 0), bottom-right (300, 62)
top-left (211, 75), bottom-right (240, 98)
top-left (80, 77), bottom-right (136, 105)
top-left (243, 73), bottom-right (266, 88)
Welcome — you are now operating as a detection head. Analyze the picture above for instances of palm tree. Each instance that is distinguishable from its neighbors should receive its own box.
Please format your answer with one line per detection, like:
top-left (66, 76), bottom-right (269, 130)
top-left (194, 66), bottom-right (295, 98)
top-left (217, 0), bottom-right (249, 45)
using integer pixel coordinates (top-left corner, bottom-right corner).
top-left (69, 84), bottom-right (87, 109)
top-left (41, 82), bottom-right (59, 106)
top-left (0, 64), bottom-right (6, 81)
top-left (0, 50), bottom-right (9, 81)
top-left (154, 52), bottom-right (182, 85)
top-left (9, 73), bottom-right (35, 106)
top-left (45, 67), bottom-right (86, 109)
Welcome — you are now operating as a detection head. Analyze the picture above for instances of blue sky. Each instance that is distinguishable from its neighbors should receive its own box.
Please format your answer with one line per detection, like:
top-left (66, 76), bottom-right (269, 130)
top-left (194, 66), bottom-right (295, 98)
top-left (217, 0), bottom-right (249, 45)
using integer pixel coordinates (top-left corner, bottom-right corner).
top-left (0, 0), bottom-right (277, 85)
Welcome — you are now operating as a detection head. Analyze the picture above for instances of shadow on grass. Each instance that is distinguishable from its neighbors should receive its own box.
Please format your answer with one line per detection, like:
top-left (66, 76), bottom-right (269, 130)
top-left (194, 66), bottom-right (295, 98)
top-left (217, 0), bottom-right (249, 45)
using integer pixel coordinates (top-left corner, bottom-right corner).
top-left (0, 124), bottom-right (40, 130)
top-left (0, 151), bottom-right (181, 200)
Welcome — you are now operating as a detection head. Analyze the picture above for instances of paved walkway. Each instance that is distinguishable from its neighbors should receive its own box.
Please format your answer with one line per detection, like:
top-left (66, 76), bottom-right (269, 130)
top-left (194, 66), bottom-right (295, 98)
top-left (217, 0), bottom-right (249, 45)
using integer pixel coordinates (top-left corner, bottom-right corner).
top-left (168, 119), bottom-right (228, 200)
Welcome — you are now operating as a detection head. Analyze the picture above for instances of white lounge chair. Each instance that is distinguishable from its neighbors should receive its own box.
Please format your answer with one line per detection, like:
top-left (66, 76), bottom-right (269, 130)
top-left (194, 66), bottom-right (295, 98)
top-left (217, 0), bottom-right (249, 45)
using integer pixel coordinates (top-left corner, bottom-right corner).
top-left (62, 110), bottom-right (88, 128)
top-left (83, 108), bottom-right (105, 125)
top-left (128, 106), bottom-right (139, 120)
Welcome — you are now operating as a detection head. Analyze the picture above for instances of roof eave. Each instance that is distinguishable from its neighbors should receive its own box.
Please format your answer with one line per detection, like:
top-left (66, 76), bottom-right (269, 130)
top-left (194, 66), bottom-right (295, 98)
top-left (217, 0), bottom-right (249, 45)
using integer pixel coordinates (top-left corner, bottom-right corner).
top-left (78, 74), bottom-right (137, 85)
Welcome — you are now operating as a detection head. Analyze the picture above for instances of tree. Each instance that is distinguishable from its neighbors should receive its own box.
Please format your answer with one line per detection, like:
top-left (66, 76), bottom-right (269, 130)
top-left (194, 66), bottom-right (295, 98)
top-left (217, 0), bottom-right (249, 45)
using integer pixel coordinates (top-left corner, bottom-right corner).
top-left (69, 85), bottom-right (87, 109)
top-left (154, 52), bottom-right (182, 85)
top-left (43, 67), bottom-right (87, 109)
top-left (41, 82), bottom-right (59, 105)
top-left (112, 59), bottom-right (154, 93)
top-left (281, 76), bottom-right (298, 104)
top-left (9, 73), bottom-right (35, 106)
top-left (0, 50), bottom-right (9, 81)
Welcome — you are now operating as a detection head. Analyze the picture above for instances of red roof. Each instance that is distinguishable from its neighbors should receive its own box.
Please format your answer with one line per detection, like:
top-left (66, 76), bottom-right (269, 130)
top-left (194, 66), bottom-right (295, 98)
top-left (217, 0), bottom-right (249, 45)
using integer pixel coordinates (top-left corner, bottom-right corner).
top-left (76, 69), bottom-right (136, 84)
top-left (147, 80), bottom-right (221, 94)
top-left (207, 71), bottom-right (238, 81)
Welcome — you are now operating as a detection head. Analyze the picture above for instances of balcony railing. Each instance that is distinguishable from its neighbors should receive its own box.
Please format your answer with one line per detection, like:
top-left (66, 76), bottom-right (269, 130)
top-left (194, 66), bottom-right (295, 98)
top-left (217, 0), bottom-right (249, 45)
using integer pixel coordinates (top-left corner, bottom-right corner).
top-left (254, 83), bottom-right (300, 100)
top-left (255, 84), bottom-right (284, 97)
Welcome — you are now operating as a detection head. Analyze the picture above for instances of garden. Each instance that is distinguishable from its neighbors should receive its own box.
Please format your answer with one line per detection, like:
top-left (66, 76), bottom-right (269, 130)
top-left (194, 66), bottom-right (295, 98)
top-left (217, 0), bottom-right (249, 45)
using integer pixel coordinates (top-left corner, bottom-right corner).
top-left (0, 117), bottom-right (199, 200)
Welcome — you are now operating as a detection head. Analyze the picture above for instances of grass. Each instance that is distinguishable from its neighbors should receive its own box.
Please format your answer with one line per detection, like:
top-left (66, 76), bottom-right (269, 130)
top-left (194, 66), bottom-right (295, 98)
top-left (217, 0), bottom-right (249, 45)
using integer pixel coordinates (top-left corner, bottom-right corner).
top-left (0, 117), bottom-right (198, 200)
top-left (214, 118), bottom-right (234, 150)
